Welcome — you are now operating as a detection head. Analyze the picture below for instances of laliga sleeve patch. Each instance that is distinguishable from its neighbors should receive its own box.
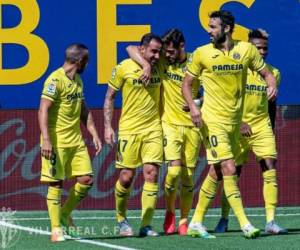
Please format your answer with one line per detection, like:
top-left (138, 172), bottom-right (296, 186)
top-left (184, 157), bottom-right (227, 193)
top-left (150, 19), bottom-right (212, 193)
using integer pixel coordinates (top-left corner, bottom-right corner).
top-left (111, 68), bottom-right (116, 79)
top-left (47, 82), bottom-right (57, 95)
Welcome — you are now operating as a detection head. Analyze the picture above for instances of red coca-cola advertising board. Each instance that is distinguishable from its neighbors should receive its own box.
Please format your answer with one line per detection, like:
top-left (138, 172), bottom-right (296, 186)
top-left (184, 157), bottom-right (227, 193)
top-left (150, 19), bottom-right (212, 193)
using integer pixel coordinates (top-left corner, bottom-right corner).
top-left (1, 107), bottom-right (299, 210)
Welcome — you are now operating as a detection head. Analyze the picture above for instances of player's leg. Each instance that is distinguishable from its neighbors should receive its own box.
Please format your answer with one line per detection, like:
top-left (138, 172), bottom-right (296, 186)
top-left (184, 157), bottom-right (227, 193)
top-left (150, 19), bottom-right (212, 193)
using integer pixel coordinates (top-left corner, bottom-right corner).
top-left (187, 165), bottom-right (219, 239)
top-left (162, 122), bottom-right (183, 234)
top-left (114, 134), bottom-right (140, 236)
top-left (60, 145), bottom-right (93, 238)
top-left (215, 136), bottom-right (247, 233)
top-left (208, 123), bottom-right (259, 238)
top-left (164, 160), bottom-right (181, 234)
top-left (221, 159), bottom-right (260, 238)
top-left (215, 165), bottom-right (242, 233)
top-left (139, 130), bottom-right (163, 237)
top-left (261, 159), bottom-right (287, 234)
top-left (179, 167), bottom-right (193, 235)
top-left (179, 126), bottom-right (201, 235)
top-left (41, 148), bottom-right (66, 242)
top-left (115, 168), bottom-right (136, 236)
top-left (252, 122), bottom-right (287, 234)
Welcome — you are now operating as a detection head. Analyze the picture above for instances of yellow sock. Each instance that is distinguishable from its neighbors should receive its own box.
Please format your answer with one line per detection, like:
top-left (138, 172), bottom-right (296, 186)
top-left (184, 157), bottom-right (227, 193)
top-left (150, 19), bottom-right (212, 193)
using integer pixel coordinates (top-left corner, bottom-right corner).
top-left (47, 186), bottom-right (62, 229)
top-left (223, 175), bottom-right (249, 228)
top-left (165, 166), bottom-right (181, 213)
top-left (179, 167), bottom-right (193, 225)
top-left (221, 176), bottom-right (239, 219)
top-left (191, 174), bottom-right (218, 223)
top-left (61, 182), bottom-right (91, 217)
top-left (221, 189), bottom-right (231, 219)
top-left (263, 169), bottom-right (278, 223)
top-left (141, 182), bottom-right (158, 227)
top-left (115, 180), bottom-right (131, 222)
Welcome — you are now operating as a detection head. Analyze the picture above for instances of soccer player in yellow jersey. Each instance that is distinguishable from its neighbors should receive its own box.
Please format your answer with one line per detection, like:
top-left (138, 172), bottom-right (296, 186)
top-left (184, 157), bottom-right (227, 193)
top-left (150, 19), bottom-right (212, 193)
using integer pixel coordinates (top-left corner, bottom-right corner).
top-left (215, 29), bottom-right (288, 235)
top-left (182, 10), bottom-right (278, 239)
top-left (127, 29), bottom-right (202, 236)
top-left (39, 44), bottom-right (102, 242)
top-left (104, 33), bottom-right (164, 237)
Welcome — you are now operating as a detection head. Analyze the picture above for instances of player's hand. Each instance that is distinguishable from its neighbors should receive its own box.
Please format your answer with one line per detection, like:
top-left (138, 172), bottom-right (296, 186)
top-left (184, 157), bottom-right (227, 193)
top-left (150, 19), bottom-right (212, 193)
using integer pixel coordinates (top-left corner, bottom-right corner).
top-left (240, 122), bottom-right (252, 137)
top-left (41, 139), bottom-right (53, 160)
top-left (139, 64), bottom-right (151, 86)
top-left (93, 136), bottom-right (102, 155)
top-left (267, 85), bottom-right (278, 101)
top-left (104, 127), bottom-right (116, 147)
top-left (190, 104), bottom-right (202, 128)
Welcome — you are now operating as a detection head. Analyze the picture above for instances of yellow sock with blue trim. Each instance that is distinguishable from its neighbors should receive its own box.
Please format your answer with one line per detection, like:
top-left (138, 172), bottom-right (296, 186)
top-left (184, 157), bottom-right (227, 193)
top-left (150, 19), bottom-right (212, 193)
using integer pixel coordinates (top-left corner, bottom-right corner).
top-left (141, 182), bottom-right (158, 227)
top-left (223, 175), bottom-right (249, 228)
top-left (165, 166), bottom-right (181, 213)
top-left (179, 167), bottom-right (193, 225)
top-left (61, 182), bottom-right (91, 217)
top-left (263, 169), bottom-right (278, 223)
top-left (115, 180), bottom-right (131, 223)
top-left (47, 186), bottom-right (62, 229)
top-left (191, 174), bottom-right (218, 223)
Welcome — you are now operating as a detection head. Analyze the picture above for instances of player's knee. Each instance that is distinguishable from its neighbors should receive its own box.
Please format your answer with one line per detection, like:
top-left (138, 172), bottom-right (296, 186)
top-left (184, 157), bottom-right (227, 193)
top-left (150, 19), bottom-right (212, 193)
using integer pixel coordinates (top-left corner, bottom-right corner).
top-left (221, 160), bottom-right (236, 176)
top-left (119, 169), bottom-right (135, 188)
top-left (260, 158), bottom-right (276, 172)
top-left (143, 164), bottom-right (159, 183)
top-left (77, 175), bottom-right (93, 186)
top-left (209, 165), bottom-right (222, 181)
top-left (49, 181), bottom-right (63, 189)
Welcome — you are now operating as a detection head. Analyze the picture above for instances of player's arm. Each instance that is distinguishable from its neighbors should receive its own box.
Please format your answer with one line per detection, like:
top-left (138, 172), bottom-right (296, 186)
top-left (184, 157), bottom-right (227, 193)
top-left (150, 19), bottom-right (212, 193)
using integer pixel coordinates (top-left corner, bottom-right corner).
top-left (38, 98), bottom-right (53, 160)
top-left (259, 67), bottom-right (278, 101)
top-left (126, 45), bottom-right (151, 85)
top-left (81, 101), bottom-right (102, 155)
top-left (103, 86), bottom-right (117, 147)
top-left (182, 73), bottom-right (202, 127)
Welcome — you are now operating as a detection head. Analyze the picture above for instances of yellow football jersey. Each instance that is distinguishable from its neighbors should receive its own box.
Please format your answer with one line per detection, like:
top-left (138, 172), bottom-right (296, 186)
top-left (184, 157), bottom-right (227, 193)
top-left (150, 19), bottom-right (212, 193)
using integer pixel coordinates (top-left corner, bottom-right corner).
top-left (161, 54), bottom-right (201, 126)
top-left (41, 68), bottom-right (84, 147)
top-left (187, 40), bottom-right (265, 125)
top-left (108, 59), bottom-right (163, 134)
top-left (242, 64), bottom-right (281, 125)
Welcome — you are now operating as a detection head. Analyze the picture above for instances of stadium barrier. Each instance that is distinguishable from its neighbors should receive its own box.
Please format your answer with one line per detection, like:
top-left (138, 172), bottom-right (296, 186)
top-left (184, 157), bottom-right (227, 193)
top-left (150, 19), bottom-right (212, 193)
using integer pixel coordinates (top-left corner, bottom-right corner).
top-left (1, 106), bottom-right (299, 210)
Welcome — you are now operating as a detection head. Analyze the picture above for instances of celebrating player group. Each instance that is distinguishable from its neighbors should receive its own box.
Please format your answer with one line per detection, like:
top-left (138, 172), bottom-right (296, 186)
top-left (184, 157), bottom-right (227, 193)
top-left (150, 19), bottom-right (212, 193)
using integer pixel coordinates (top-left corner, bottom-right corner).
top-left (39, 10), bottom-right (287, 242)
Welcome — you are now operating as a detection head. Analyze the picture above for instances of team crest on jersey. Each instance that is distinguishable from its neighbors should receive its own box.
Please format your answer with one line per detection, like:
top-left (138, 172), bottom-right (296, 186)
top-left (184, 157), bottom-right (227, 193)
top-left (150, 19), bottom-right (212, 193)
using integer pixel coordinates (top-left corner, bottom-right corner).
top-left (47, 82), bottom-right (57, 95)
top-left (233, 52), bottom-right (241, 60)
top-left (211, 149), bottom-right (218, 158)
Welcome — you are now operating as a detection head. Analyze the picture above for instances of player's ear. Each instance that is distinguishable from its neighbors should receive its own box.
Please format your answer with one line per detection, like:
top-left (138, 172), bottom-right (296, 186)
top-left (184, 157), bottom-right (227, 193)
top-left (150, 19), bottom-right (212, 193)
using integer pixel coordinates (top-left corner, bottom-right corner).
top-left (140, 45), bottom-right (146, 54)
top-left (224, 24), bottom-right (230, 34)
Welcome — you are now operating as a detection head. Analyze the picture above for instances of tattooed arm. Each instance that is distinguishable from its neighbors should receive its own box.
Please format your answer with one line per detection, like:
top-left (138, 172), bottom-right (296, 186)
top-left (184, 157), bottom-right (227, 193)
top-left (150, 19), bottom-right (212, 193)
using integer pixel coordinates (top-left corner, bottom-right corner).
top-left (103, 86), bottom-right (117, 147)
top-left (81, 100), bottom-right (102, 155)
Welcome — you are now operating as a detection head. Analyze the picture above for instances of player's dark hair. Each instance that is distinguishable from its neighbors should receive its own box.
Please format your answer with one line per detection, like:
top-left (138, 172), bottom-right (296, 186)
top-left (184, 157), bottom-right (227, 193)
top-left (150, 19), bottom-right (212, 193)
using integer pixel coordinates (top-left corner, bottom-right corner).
top-left (248, 29), bottom-right (269, 40)
top-left (161, 28), bottom-right (185, 49)
top-left (140, 33), bottom-right (162, 47)
top-left (65, 43), bottom-right (89, 63)
top-left (209, 10), bottom-right (235, 33)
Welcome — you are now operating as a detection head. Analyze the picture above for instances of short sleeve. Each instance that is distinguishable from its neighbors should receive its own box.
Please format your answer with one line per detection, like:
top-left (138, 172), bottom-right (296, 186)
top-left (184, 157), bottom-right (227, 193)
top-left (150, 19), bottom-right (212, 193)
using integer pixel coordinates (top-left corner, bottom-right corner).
top-left (187, 48), bottom-right (203, 77)
top-left (41, 75), bottom-right (60, 101)
top-left (248, 44), bottom-right (266, 72)
top-left (108, 63), bottom-right (124, 91)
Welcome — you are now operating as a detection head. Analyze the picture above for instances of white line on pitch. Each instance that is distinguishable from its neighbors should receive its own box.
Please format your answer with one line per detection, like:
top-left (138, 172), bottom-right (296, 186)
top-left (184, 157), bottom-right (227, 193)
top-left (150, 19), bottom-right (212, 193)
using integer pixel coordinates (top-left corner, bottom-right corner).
top-left (0, 221), bottom-right (139, 250)
top-left (11, 213), bottom-right (300, 221)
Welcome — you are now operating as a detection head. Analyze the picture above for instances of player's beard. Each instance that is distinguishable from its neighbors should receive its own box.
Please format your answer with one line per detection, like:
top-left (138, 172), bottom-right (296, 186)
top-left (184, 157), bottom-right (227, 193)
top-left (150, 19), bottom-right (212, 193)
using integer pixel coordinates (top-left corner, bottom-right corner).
top-left (211, 31), bottom-right (226, 46)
